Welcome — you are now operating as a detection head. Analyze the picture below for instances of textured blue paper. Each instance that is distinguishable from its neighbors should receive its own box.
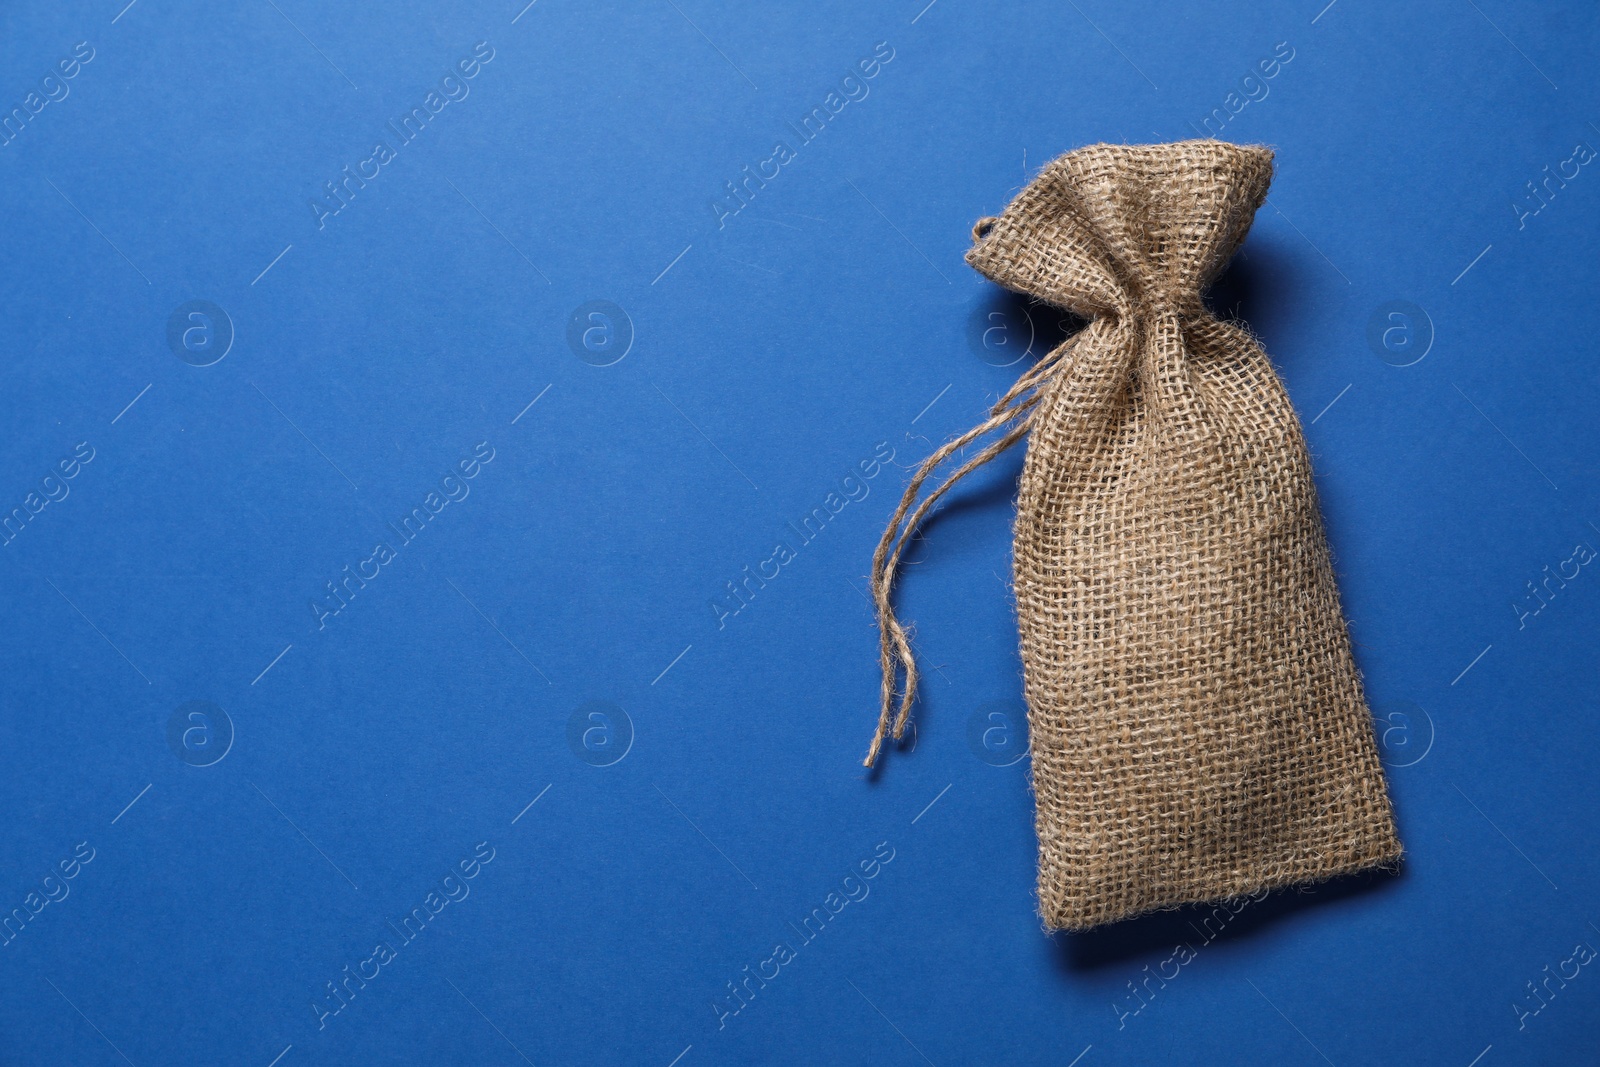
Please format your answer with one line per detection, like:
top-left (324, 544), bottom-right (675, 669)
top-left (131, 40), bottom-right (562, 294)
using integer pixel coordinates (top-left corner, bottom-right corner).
top-left (1, 1), bottom-right (1596, 1064)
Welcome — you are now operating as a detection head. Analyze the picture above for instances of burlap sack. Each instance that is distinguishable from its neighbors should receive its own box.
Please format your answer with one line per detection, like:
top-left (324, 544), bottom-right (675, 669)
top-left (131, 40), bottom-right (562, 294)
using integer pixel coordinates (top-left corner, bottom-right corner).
top-left (865, 140), bottom-right (1402, 931)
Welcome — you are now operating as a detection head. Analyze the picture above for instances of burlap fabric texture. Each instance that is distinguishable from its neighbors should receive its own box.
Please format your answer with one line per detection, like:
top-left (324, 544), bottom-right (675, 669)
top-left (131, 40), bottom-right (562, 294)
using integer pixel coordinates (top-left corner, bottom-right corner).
top-left (864, 140), bottom-right (1403, 931)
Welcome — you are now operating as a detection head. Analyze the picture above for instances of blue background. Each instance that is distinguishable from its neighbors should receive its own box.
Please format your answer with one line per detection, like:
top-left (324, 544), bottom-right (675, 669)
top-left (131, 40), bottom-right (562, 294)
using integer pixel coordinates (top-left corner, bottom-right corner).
top-left (1, 1), bottom-right (1596, 1064)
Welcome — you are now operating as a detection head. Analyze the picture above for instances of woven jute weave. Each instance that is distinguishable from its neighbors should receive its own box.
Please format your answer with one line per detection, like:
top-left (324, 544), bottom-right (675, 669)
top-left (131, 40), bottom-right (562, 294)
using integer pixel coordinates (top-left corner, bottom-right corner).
top-left (864, 140), bottom-right (1402, 931)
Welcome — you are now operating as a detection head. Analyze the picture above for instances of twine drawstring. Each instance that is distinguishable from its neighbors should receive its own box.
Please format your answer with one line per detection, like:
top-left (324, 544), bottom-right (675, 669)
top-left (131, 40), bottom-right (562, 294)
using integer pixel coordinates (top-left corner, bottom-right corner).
top-left (864, 333), bottom-right (1078, 767)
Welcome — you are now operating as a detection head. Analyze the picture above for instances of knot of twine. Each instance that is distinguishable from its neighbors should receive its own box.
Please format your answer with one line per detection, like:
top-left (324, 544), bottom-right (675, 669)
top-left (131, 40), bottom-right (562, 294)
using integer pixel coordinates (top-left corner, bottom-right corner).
top-left (863, 321), bottom-right (1078, 767)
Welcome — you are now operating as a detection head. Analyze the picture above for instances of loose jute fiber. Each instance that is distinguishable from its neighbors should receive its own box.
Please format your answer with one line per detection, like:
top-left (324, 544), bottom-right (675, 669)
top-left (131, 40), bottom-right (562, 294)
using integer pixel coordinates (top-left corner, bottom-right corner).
top-left (864, 140), bottom-right (1402, 931)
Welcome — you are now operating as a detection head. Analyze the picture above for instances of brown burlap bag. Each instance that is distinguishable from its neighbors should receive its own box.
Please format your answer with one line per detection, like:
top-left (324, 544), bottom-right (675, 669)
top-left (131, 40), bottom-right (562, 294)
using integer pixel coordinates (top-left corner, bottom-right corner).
top-left (864, 140), bottom-right (1402, 931)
